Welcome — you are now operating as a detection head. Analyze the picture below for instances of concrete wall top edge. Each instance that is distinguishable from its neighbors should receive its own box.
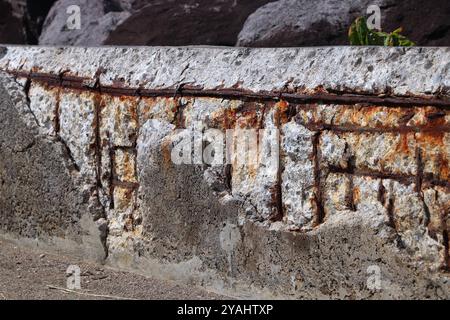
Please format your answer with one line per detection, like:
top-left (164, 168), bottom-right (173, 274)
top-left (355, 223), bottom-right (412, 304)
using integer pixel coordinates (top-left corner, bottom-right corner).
top-left (0, 46), bottom-right (449, 97)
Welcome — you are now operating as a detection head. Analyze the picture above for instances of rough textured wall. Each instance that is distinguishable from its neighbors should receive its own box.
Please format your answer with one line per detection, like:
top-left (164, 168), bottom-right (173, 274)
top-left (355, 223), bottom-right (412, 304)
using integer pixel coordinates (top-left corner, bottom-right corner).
top-left (0, 46), bottom-right (449, 299)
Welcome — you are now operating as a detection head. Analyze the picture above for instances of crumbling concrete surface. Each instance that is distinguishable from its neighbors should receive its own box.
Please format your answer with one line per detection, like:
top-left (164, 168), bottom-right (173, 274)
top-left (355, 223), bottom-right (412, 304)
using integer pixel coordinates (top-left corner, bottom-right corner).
top-left (0, 46), bottom-right (449, 299)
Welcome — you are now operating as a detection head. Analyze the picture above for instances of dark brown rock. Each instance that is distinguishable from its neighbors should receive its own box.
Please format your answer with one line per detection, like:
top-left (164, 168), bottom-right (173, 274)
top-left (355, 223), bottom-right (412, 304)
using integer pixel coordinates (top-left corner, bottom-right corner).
top-left (105, 0), bottom-right (273, 46)
top-left (0, 0), bottom-right (56, 44)
top-left (0, 0), bottom-right (27, 44)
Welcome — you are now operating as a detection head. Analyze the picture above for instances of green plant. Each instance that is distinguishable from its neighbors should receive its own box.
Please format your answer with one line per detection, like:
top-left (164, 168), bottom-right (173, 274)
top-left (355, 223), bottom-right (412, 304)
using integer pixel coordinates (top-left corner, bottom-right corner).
top-left (348, 17), bottom-right (415, 46)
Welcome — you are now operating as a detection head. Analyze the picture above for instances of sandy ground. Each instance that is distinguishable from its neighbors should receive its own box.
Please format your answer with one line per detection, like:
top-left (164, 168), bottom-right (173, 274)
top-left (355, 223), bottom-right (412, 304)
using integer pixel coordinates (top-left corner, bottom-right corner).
top-left (0, 238), bottom-right (228, 300)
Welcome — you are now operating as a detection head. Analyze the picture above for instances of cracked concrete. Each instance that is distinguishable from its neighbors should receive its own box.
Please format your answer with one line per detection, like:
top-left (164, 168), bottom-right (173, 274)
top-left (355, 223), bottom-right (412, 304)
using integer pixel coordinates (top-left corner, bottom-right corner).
top-left (0, 46), bottom-right (449, 299)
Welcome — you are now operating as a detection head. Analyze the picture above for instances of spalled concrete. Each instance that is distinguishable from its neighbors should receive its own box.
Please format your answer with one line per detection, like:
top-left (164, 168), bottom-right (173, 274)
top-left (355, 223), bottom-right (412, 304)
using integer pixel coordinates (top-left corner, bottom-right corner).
top-left (0, 46), bottom-right (449, 299)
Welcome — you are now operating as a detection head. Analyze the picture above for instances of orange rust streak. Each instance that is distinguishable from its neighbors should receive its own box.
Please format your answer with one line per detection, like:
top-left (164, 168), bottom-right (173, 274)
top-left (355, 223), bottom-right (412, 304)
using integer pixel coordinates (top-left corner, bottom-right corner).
top-left (161, 138), bottom-right (173, 170)
top-left (416, 131), bottom-right (445, 146)
top-left (441, 157), bottom-right (449, 180)
top-left (276, 100), bottom-right (289, 125)
top-left (396, 133), bottom-right (411, 154)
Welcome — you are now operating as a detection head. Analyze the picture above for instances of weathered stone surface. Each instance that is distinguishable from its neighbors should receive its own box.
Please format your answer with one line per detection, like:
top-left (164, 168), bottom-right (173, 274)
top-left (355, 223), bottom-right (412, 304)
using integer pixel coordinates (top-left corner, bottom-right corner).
top-left (28, 82), bottom-right (58, 136)
top-left (2, 0), bottom-right (450, 48)
top-left (2, 46), bottom-right (450, 97)
top-left (237, 0), bottom-right (450, 47)
top-left (416, 132), bottom-right (449, 182)
top-left (229, 105), bottom-right (278, 222)
top-left (324, 173), bottom-right (352, 214)
top-left (281, 119), bottom-right (316, 230)
top-left (115, 149), bottom-right (137, 183)
top-left (100, 95), bottom-right (139, 147)
top-left (138, 97), bottom-right (178, 125)
top-left (0, 73), bottom-right (105, 261)
top-left (104, 0), bottom-right (272, 46)
top-left (39, 0), bottom-right (130, 46)
top-left (59, 89), bottom-right (97, 186)
top-left (320, 131), bottom-right (350, 169)
top-left (424, 187), bottom-right (450, 245)
top-left (37, 0), bottom-right (271, 46)
top-left (0, 47), bottom-right (449, 299)
top-left (238, 0), bottom-right (359, 47)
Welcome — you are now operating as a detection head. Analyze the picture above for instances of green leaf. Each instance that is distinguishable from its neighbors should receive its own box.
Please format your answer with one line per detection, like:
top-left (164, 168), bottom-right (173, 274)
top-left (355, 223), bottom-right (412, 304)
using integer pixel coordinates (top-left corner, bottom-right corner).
top-left (348, 17), bottom-right (415, 46)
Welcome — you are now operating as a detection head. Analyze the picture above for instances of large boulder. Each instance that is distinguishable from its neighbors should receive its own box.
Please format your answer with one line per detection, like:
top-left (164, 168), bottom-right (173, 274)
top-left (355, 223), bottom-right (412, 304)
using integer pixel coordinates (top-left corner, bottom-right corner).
top-left (104, 0), bottom-right (273, 46)
top-left (39, 0), bottom-right (272, 46)
top-left (38, 0), bottom-right (131, 46)
top-left (237, 0), bottom-right (450, 47)
top-left (25, 0), bottom-right (59, 43)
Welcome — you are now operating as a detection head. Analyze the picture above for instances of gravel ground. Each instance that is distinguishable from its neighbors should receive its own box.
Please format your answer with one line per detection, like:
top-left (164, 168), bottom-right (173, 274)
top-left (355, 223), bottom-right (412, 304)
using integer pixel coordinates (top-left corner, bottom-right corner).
top-left (0, 238), bottom-right (228, 300)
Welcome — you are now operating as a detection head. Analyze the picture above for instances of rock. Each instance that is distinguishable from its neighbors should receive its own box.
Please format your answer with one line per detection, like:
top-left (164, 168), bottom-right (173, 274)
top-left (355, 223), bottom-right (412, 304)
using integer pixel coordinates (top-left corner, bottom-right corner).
top-left (39, 0), bottom-right (130, 46)
top-left (0, 0), bottom-right (27, 44)
top-left (104, 0), bottom-right (272, 46)
top-left (38, 0), bottom-right (272, 46)
top-left (2, 0), bottom-right (450, 46)
top-left (25, 0), bottom-right (58, 43)
top-left (237, 0), bottom-right (450, 47)
top-left (0, 0), bottom-right (56, 44)
top-left (281, 119), bottom-right (316, 230)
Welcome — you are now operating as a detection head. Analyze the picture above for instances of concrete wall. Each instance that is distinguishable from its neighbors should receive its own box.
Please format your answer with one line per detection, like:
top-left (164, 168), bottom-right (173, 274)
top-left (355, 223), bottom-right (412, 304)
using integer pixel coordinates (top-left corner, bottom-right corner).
top-left (0, 46), bottom-right (449, 299)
